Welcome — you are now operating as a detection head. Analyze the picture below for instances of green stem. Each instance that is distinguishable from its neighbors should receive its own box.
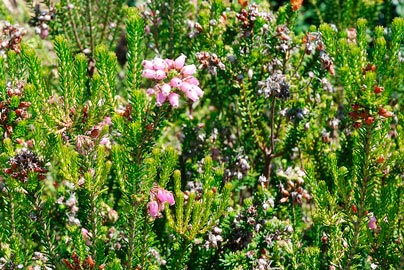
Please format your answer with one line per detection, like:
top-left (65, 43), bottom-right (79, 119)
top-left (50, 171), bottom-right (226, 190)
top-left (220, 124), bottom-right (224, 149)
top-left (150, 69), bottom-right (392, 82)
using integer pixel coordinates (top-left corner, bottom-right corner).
top-left (269, 97), bottom-right (276, 156)
top-left (86, 0), bottom-right (95, 59)
top-left (176, 240), bottom-right (191, 270)
top-left (29, 193), bottom-right (57, 269)
top-left (67, 0), bottom-right (84, 52)
top-left (127, 208), bottom-right (136, 269)
top-left (99, 0), bottom-right (113, 45)
top-left (149, 1), bottom-right (161, 53)
top-left (240, 83), bottom-right (266, 153)
top-left (139, 213), bottom-right (151, 268)
top-left (344, 125), bottom-right (372, 270)
top-left (168, 0), bottom-right (175, 57)
top-left (90, 192), bottom-right (98, 264)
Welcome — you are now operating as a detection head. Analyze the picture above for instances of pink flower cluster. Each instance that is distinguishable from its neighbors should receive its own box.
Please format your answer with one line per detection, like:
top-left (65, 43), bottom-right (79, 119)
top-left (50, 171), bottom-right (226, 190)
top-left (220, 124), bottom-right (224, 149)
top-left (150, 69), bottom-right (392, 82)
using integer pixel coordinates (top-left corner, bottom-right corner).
top-left (141, 54), bottom-right (203, 108)
top-left (147, 186), bottom-right (175, 219)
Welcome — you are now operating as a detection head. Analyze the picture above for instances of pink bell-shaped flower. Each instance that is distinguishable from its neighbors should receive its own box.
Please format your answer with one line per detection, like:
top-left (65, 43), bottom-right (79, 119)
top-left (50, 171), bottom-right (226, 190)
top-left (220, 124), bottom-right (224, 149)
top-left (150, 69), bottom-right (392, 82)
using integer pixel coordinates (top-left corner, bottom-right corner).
top-left (165, 59), bottom-right (175, 69)
top-left (148, 201), bottom-right (159, 219)
top-left (156, 92), bottom-right (167, 106)
top-left (168, 93), bottom-right (180, 108)
top-left (165, 191), bottom-right (175, 206)
top-left (180, 81), bottom-right (193, 93)
top-left (146, 88), bottom-right (155, 95)
top-left (142, 60), bottom-right (154, 69)
top-left (142, 69), bottom-right (156, 79)
top-left (170, 77), bottom-right (182, 88)
top-left (152, 57), bottom-right (167, 70)
top-left (174, 54), bottom-right (186, 70)
top-left (184, 88), bottom-right (199, 102)
top-left (154, 70), bottom-right (167, 80)
top-left (161, 83), bottom-right (171, 96)
top-left (192, 85), bottom-right (204, 97)
top-left (181, 64), bottom-right (197, 76)
top-left (369, 215), bottom-right (377, 230)
top-left (185, 76), bottom-right (200, 86)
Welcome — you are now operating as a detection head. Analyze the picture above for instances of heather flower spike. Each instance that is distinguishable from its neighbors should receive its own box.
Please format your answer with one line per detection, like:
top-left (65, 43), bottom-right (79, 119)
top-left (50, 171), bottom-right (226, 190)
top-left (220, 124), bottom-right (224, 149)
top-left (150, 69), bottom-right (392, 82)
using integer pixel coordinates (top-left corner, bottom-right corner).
top-left (142, 55), bottom-right (203, 108)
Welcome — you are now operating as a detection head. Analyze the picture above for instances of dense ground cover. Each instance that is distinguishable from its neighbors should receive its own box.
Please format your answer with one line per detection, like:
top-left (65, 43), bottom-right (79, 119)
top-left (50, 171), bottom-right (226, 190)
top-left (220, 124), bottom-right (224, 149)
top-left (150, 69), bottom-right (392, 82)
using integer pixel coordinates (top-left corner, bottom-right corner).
top-left (0, 0), bottom-right (403, 269)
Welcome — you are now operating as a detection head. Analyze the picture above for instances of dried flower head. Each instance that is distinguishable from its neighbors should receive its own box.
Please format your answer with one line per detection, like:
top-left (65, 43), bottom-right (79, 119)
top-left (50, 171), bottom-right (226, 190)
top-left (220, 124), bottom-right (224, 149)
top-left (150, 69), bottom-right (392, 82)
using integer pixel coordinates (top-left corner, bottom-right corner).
top-left (291, 0), bottom-right (304, 11)
top-left (258, 73), bottom-right (290, 100)
top-left (4, 149), bottom-right (47, 183)
top-left (0, 21), bottom-right (26, 55)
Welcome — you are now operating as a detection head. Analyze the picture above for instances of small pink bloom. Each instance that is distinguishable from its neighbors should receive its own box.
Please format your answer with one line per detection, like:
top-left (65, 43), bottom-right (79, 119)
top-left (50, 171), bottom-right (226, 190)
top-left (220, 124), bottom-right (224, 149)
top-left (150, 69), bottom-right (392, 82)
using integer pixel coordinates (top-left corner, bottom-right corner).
top-left (146, 88), bottom-right (155, 95)
top-left (40, 28), bottom-right (49, 39)
top-left (174, 54), bottom-right (187, 69)
top-left (192, 85), bottom-right (204, 97)
top-left (156, 92), bottom-right (166, 106)
top-left (185, 76), bottom-right (199, 86)
top-left (103, 116), bottom-right (112, 125)
top-left (142, 69), bottom-right (156, 79)
top-left (81, 228), bottom-right (92, 246)
top-left (184, 88), bottom-right (199, 102)
top-left (145, 25), bottom-right (151, 35)
top-left (181, 64), bottom-right (197, 76)
top-left (152, 57), bottom-right (167, 70)
top-left (100, 137), bottom-right (110, 145)
top-left (165, 59), bottom-right (175, 69)
top-left (148, 201), bottom-right (159, 219)
top-left (142, 60), bottom-right (154, 69)
top-left (156, 189), bottom-right (175, 206)
top-left (154, 70), bottom-right (167, 80)
top-left (81, 228), bottom-right (89, 237)
top-left (165, 191), bottom-right (175, 205)
top-left (156, 189), bottom-right (168, 203)
top-left (180, 81), bottom-right (193, 93)
top-left (369, 215), bottom-right (377, 230)
top-left (170, 77), bottom-right (182, 88)
top-left (168, 93), bottom-right (180, 108)
top-left (161, 83), bottom-right (171, 96)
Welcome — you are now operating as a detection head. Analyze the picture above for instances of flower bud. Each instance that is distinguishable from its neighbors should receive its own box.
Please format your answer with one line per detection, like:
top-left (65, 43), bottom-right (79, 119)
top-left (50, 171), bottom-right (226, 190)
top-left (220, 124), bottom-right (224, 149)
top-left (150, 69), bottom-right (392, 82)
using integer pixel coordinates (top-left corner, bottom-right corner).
top-left (146, 88), bottom-right (155, 95)
top-left (148, 201), bottom-right (159, 219)
top-left (142, 60), bottom-right (154, 69)
top-left (168, 93), bottom-right (180, 108)
top-left (154, 70), bottom-right (167, 80)
top-left (181, 64), bottom-right (197, 76)
top-left (156, 92), bottom-right (166, 106)
top-left (185, 76), bottom-right (200, 86)
top-left (184, 88), bottom-right (199, 101)
top-left (192, 85), bottom-right (204, 97)
top-left (180, 81), bottom-right (193, 93)
top-left (142, 69), bottom-right (156, 79)
top-left (161, 83), bottom-right (171, 96)
top-left (170, 77), bottom-right (182, 88)
top-left (152, 57), bottom-right (167, 70)
top-left (369, 215), bottom-right (377, 230)
top-left (174, 54), bottom-right (187, 69)
top-left (165, 59), bottom-right (175, 69)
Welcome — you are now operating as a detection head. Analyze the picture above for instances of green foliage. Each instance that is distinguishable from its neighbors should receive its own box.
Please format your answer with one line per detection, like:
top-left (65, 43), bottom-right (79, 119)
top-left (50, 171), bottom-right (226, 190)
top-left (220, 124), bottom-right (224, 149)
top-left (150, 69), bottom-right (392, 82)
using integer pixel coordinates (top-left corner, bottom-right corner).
top-left (0, 1), bottom-right (402, 270)
top-left (56, 0), bottom-right (126, 57)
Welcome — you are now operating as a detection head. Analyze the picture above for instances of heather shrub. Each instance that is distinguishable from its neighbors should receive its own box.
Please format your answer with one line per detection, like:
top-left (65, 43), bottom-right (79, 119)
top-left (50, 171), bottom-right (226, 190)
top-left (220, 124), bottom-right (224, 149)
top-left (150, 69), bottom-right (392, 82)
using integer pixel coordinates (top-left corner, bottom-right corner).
top-left (0, 1), bottom-right (403, 269)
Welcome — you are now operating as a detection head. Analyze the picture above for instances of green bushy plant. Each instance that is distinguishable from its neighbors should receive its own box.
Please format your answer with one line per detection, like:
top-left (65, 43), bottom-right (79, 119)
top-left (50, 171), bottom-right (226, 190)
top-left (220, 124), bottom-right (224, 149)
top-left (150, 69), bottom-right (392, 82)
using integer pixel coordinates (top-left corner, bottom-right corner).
top-left (0, 1), bottom-right (402, 269)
